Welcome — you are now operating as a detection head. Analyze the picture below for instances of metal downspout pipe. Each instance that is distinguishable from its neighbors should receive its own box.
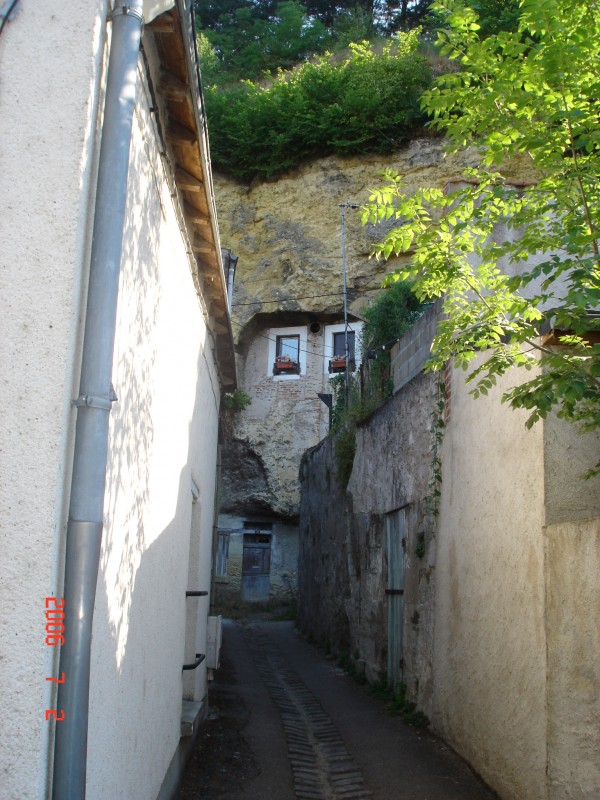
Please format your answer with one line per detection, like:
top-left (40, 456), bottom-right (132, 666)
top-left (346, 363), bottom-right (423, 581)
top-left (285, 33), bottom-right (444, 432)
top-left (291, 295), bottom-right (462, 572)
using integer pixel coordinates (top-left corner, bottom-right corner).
top-left (52, 2), bottom-right (144, 798)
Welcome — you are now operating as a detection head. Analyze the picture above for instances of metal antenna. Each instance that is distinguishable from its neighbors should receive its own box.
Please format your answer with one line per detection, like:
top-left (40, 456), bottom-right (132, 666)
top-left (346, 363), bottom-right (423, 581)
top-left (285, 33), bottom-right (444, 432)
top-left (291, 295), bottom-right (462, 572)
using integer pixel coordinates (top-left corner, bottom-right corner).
top-left (339, 201), bottom-right (359, 409)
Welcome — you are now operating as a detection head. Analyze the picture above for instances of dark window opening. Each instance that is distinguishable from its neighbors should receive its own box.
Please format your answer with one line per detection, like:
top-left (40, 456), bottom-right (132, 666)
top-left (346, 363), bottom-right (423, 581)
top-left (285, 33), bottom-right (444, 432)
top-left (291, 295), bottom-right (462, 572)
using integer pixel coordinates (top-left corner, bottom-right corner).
top-left (330, 330), bottom-right (356, 373)
top-left (276, 335), bottom-right (299, 361)
top-left (333, 330), bottom-right (355, 359)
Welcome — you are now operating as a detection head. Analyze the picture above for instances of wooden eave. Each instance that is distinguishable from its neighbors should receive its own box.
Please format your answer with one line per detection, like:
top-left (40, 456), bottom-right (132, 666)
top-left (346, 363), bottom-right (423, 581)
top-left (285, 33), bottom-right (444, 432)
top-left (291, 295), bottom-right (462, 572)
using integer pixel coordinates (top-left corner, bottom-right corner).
top-left (145, 3), bottom-right (236, 391)
top-left (541, 327), bottom-right (600, 347)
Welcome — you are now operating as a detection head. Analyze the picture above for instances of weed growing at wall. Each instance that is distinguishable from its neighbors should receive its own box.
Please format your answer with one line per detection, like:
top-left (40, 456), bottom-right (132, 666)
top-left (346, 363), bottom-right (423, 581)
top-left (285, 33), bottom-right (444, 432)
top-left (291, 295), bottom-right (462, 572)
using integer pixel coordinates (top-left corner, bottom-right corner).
top-left (414, 378), bottom-right (447, 560)
top-left (385, 683), bottom-right (430, 728)
top-left (223, 389), bottom-right (252, 412)
top-left (337, 654), bottom-right (430, 727)
top-left (221, 389), bottom-right (252, 440)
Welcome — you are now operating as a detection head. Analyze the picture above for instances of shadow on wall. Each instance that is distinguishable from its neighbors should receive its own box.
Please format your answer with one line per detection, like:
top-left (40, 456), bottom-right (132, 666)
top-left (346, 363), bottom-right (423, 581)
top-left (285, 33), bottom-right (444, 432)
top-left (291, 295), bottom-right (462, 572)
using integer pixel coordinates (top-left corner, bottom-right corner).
top-left (220, 439), bottom-right (276, 516)
top-left (86, 148), bottom-right (219, 797)
top-left (102, 143), bottom-right (162, 661)
top-left (90, 338), bottom-right (217, 798)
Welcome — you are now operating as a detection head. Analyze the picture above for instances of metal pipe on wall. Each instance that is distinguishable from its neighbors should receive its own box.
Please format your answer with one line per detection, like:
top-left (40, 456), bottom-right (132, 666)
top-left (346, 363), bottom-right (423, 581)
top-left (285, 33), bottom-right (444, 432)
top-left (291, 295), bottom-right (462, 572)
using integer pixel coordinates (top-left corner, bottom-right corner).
top-left (52, 2), bottom-right (144, 797)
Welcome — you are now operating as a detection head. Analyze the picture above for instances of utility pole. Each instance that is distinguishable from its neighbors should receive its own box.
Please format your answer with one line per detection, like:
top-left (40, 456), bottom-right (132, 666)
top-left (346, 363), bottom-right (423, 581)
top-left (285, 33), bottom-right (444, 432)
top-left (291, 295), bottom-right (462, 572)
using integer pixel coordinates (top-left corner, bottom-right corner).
top-left (339, 201), bottom-right (358, 409)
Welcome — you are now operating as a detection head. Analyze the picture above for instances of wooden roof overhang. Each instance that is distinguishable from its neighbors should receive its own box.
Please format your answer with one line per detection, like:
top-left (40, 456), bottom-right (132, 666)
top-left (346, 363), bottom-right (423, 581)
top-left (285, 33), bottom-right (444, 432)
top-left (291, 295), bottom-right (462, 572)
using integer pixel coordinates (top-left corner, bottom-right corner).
top-left (145, 2), bottom-right (236, 391)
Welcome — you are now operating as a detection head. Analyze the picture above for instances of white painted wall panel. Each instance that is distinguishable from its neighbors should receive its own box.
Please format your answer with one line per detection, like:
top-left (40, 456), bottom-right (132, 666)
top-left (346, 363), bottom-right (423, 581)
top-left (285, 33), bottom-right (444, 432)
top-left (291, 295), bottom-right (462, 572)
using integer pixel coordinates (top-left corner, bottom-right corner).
top-left (0, 3), bottom-right (107, 799)
top-left (85, 75), bottom-right (220, 800)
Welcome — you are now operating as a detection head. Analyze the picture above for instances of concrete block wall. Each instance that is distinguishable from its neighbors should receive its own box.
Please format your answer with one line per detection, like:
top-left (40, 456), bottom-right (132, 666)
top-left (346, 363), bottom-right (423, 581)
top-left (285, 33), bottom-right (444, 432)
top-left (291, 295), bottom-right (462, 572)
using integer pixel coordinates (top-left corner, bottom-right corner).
top-left (390, 300), bottom-right (442, 393)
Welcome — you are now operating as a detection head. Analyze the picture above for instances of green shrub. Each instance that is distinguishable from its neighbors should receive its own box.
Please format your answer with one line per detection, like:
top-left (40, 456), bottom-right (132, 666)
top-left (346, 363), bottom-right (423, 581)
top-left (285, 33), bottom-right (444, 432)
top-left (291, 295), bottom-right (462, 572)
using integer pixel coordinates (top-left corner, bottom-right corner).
top-left (328, 281), bottom-right (424, 485)
top-left (362, 279), bottom-right (423, 352)
top-left (360, 279), bottom-right (424, 409)
top-left (222, 389), bottom-right (252, 412)
top-left (204, 31), bottom-right (431, 182)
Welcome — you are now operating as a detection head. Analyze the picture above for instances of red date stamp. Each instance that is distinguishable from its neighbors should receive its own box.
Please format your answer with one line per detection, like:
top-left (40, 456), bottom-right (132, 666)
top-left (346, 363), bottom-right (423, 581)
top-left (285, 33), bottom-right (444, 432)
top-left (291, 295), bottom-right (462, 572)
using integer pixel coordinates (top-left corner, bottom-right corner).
top-left (45, 596), bottom-right (65, 646)
top-left (45, 597), bottom-right (65, 722)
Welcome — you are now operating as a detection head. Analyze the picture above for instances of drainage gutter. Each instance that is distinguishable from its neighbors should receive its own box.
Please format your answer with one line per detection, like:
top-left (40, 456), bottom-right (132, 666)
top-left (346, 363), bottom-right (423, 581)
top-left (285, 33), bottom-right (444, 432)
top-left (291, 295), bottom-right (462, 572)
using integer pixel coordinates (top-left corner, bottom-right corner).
top-left (52, 2), bottom-right (144, 797)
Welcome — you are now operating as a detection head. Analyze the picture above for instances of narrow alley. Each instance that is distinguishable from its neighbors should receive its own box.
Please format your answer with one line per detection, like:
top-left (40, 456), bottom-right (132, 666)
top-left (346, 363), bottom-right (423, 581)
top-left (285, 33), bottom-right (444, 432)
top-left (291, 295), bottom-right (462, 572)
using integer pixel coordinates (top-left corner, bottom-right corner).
top-left (177, 619), bottom-right (498, 800)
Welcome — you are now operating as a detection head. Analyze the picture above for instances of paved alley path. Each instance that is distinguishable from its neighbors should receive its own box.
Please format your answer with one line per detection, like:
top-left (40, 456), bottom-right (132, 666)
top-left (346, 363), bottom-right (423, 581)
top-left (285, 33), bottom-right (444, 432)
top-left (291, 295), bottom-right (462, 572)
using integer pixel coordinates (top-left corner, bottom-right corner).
top-left (177, 620), bottom-right (499, 800)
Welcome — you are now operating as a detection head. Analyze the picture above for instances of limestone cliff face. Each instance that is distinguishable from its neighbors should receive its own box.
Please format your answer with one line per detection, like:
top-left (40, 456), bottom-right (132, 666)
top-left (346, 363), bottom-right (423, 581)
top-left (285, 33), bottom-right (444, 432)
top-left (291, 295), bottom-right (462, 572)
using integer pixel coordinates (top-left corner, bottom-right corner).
top-left (215, 139), bottom-right (463, 328)
top-left (213, 140), bottom-right (539, 518)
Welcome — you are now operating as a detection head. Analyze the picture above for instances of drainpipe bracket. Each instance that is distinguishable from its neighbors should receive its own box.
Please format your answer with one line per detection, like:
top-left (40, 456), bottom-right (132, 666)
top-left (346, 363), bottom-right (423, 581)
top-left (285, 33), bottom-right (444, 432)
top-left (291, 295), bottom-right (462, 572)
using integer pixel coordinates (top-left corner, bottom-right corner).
top-left (72, 392), bottom-right (116, 411)
top-left (110, 5), bottom-right (144, 24)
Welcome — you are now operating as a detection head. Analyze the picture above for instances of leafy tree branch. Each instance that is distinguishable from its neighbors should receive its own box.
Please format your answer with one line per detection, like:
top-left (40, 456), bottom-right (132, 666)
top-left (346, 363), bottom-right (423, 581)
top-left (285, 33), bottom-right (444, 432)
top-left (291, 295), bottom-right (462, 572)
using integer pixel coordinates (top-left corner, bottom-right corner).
top-left (361, 0), bottom-right (600, 474)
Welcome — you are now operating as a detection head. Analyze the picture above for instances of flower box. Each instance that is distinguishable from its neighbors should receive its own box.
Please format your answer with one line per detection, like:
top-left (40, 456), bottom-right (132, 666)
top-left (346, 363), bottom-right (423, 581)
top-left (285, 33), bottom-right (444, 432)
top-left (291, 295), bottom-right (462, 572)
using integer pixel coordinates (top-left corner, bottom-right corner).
top-left (329, 356), bottom-right (356, 374)
top-left (273, 357), bottom-right (300, 375)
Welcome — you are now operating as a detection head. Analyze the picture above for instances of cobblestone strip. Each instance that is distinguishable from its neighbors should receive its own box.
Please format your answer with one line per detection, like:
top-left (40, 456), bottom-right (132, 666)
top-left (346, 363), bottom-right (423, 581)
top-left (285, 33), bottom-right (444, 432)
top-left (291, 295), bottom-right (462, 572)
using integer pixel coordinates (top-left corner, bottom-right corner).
top-left (244, 625), bottom-right (372, 800)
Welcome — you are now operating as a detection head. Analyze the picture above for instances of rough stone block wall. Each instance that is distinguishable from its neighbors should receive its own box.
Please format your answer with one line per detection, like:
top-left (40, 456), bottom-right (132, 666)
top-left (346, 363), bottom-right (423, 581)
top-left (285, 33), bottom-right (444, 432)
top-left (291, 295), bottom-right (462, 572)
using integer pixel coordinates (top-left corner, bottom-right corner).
top-left (222, 322), bottom-right (332, 518)
top-left (298, 370), bottom-right (437, 706)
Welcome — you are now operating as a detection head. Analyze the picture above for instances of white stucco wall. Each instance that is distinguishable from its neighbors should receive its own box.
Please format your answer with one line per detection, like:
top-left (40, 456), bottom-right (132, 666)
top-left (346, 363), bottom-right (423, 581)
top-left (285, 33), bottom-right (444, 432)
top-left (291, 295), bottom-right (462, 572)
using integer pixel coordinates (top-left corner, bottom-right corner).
top-left (85, 65), bottom-right (221, 800)
top-left (0, 3), bottom-right (107, 799)
top-left (0, 5), bottom-right (224, 799)
top-left (434, 365), bottom-right (547, 800)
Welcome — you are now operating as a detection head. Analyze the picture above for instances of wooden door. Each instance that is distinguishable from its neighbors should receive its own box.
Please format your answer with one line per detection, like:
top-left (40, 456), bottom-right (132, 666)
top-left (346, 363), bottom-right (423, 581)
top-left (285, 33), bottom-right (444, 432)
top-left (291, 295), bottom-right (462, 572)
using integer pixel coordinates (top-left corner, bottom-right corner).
top-left (241, 533), bottom-right (271, 601)
top-left (386, 509), bottom-right (406, 690)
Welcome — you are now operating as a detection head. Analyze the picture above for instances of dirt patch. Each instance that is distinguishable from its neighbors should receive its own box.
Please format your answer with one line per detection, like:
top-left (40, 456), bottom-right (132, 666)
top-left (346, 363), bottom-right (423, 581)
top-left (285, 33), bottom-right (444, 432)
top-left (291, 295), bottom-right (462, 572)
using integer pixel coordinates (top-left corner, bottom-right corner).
top-left (176, 644), bottom-right (259, 800)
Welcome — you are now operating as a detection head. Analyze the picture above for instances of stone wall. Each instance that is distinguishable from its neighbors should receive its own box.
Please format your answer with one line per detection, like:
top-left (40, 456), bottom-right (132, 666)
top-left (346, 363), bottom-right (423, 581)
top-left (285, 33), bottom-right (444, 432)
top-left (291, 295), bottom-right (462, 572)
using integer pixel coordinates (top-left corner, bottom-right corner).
top-left (298, 368), bottom-right (437, 702)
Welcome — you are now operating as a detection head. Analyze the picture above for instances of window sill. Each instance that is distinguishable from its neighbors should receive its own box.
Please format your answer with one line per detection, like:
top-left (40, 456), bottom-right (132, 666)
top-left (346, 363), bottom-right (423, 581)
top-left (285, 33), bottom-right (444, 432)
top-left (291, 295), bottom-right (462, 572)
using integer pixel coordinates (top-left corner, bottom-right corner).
top-left (272, 372), bottom-right (301, 381)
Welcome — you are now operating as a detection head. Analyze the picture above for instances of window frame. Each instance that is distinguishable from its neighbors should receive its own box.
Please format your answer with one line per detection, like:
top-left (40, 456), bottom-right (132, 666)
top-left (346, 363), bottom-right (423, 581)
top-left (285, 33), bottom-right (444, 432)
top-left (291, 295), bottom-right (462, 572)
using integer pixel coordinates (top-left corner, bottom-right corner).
top-left (276, 334), bottom-right (300, 362)
top-left (268, 326), bottom-right (307, 380)
top-left (323, 322), bottom-right (363, 378)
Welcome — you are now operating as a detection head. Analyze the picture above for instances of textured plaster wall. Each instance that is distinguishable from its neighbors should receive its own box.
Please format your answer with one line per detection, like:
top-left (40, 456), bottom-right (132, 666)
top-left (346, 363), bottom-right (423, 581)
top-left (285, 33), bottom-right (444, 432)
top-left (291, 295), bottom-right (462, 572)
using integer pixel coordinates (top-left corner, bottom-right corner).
top-left (543, 412), bottom-right (600, 524)
top-left (0, 9), bottom-right (223, 797)
top-left (434, 365), bottom-right (547, 800)
top-left (545, 518), bottom-right (600, 800)
top-left (0, 3), bottom-right (107, 798)
top-left (85, 70), bottom-right (220, 800)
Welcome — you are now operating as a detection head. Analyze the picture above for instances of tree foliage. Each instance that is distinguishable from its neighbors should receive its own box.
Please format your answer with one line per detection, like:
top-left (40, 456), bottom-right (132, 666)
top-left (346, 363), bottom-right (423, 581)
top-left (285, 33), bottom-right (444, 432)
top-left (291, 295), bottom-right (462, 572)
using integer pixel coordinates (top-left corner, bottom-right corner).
top-left (329, 281), bottom-right (424, 477)
top-left (195, 0), bottom-right (434, 80)
top-left (360, 280), bottom-right (425, 410)
top-left (205, 32), bottom-right (431, 181)
top-left (362, 0), bottom-right (600, 473)
top-left (362, 279), bottom-right (424, 350)
top-left (196, 1), bottom-right (332, 79)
